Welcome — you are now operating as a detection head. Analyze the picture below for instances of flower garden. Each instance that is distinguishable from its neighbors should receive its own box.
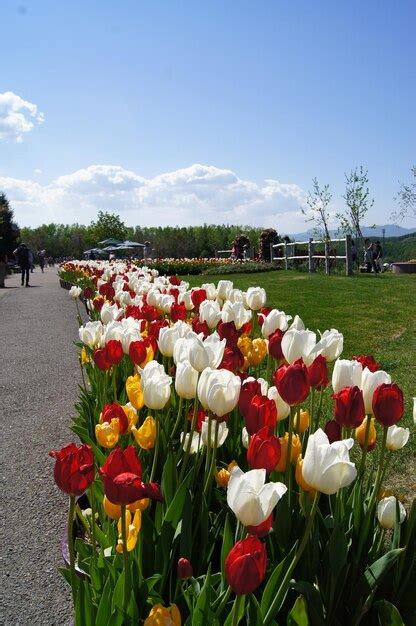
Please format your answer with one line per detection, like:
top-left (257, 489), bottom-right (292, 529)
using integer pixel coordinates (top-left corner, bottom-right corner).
top-left (51, 259), bottom-right (414, 626)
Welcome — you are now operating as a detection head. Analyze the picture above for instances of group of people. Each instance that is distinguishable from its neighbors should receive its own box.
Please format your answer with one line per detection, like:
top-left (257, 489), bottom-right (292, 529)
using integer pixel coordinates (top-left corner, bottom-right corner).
top-left (0, 244), bottom-right (50, 288)
top-left (363, 239), bottom-right (384, 273)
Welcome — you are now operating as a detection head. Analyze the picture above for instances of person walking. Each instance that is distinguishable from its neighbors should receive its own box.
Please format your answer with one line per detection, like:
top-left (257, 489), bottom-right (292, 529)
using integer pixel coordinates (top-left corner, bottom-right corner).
top-left (14, 243), bottom-right (32, 286)
top-left (351, 239), bottom-right (358, 270)
top-left (375, 240), bottom-right (384, 272)
top-left (38, 249), bottom-right (46, 273)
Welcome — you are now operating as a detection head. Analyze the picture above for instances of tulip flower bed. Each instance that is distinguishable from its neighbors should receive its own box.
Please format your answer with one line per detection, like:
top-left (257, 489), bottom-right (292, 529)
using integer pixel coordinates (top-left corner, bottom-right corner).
top-left (51, 260), bottom-right (414, 626)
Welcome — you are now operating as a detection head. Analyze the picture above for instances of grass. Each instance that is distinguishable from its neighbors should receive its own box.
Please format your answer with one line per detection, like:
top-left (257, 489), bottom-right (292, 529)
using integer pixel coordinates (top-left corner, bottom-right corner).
top-left (183, 270), bottom-right (416, 500)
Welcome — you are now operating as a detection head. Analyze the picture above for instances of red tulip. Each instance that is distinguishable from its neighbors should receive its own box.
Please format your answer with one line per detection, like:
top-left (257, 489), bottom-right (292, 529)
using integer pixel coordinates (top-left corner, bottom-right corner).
top-left (245, 394), bottom-right (277, 436)
top-left (268, 329), bottom-right (284, 360)
top-left (257, 306), bottom-right (272, 326)
top-left (169, 275), bottom-right (181, 286)
top-left (332, 386), bottom-right (365, 428)
top-left (141, 304), bottom-right (161, 322)
top-left (187, 406), bottom-right (206, 433)
top-left (49, 443), bottom-right (94, 496)
top-left (307, 355), bottom-right (329, 389)
top-left (101, 403), bottom-right (129, 434)
top-left (247, 426), bottom-right (281, 473)
top-left (177, 557), bottom-right (193, 579)
top-left (99, 446), bottom-right (163, 505)
top-left (217, 321), bottom-right (239, 346)
top-left (83, 286), bottom-right (95, 300)
top-left (245, 513), bottom-right (273, 538)
top-left (105, 339), bottom-right (124, 365)
top-left (225, 536), bottom-right (267, 595)
top-left (129, 340), bottom-right (147, 365)
top-left (324, 419), bottom-right (342, 443)
top-left (148, 319), bottom-right (168, 342)
top-left (352, 354), bottom-right (380, 373)
top-left (220, 344), bottom-right (245, 372)
top-left (93, 348), bottom-right (111, 371)
top-left (273, 359), bottom-right (310, 406)
top-left (372, 383), bottom-right (404, 426)
top-left (192, 316), bottom-right (210, 338)
top-left (171, 302), bottom-right (187, 322)
top-left (99, 283), bottom-right (115, 300)
top-left (93, 297), bottom-right (105, 311)
top-left (238, 379), bottom-right (262, 418)
top-left (191, 288), bottom-right (207, 309)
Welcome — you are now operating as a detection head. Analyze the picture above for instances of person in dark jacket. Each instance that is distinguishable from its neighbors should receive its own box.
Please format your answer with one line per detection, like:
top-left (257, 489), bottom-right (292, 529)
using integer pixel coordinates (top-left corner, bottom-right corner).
top-left (13, 243), bottom-right (31, 287)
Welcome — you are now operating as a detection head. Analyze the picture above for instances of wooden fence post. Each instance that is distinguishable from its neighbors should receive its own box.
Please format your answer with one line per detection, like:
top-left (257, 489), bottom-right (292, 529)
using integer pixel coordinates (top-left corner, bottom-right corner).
top-left (345, 234), bottom-right (353, 276)
top-left (324, 240), bottom-right (330, 275)
top-left (308, 238), bottom-right (315, 273)
top-left (284, 242), bottom-right (288, 270)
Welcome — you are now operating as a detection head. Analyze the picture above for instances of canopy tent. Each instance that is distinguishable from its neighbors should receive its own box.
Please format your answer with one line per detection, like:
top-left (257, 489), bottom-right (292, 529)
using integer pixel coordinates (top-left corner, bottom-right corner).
top-left (122, 240), bottom-right (145, 248)
top-left (98, 238), bottom-right (123, 246)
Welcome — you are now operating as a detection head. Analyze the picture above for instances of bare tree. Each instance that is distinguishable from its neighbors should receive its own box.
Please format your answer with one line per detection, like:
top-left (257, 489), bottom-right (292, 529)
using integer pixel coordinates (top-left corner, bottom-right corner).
top-left (302, 178), bottom-right (332, 240)
top-left (392, 166), bottom-right (416, 222)
top-left (337, 166), bottom-right (374, 240)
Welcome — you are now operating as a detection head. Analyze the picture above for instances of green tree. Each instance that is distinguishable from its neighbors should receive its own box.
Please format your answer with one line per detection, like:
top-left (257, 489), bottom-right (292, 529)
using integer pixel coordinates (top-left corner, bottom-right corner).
top-left (0, 193), bottom-right (20, 256)
top-left (87, 211), bottom-right (127, 247)
top-left (336, 166), bottom-right (374, 240)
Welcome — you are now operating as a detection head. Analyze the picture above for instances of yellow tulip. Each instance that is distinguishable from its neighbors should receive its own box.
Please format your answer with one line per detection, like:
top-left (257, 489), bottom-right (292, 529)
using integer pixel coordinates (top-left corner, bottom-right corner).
top-left (295, 456), bottom-right (316, 494)
top-left (355, 417), bottom-right (377, 450)
top-left (237, 336), bottom-right (252, 357)
top-left (95, 419), bottom-right (120, 448)
top-left (116, 509), bottom-right (141, 553)
top-left (131, 416), bottom-right (157, 450)
top-left (294, 409), bottom-right (310, 434)
top-left (122, 403), bottom-right (138, 432)
top-left (248, 338), bottom-right (267, 366)
top-left (128, 498), bottom-right (150, 512)
top-left (144, 604), bottom-right (181, 626)
top-left (215, 460), bottom-right (239, 487)
top-left (275, 433), bottom-right (302, 472)
top-left (126, 374), bottom-right (145, 410)
top-left (103, 496), bottom-right (121, 520)
top-left (141, 345), bottom-right (155, 367)
top-left (80, 347), bottom-right (91, 365)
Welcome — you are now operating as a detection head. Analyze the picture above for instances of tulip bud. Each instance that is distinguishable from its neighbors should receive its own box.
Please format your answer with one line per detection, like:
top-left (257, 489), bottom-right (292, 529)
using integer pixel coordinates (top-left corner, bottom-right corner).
top-left (294, 409), bottom-right (310, 434)
top-left (100, 403), bottom-right (129, 434)
top-left (274, 359), bottom-right (310, 406)
top-left (129, 340), bottom-right (147, 365)
top-left (177, 557), bottom-right (193, 580)
top-left (295, 456), bottom-right (315, 493)
top-left (144, 604), bottom-right (181, 626)
top-left (105, 339), bottom-right (124, 365)
top-left (307, 355), bottom-right (329, 389)
top-left (96, 419), bottom-right (120, 448)
top-left (225, 536), bottom-right (267, 595)
top-left (385, 425), bottom-right (409, 451)
top-left (245, 394), bottom-right (277, 436)
top-left (268, 329), bottom-right (285, 360)
top-left (49, 443), bottom-right (94, 497)
top-left (324, 419), bottom-right (342, 443)
top-left (352, 354), bottom-right (380, 372)
top-left (247, 426), bottom-right (281, 473)
top-left (175, 360), bottom-right (198, 399)
top-left (372, 383), bottom-right (404, 426)
top-left (126, 374), bottom-right (145, 410)
top-left (132, 416), bottom-right (157, 450)
top-left (332, 386), bottom-right (365, 428)
top-left (377, 496), bottom-right (406, 529)
top-left (93, 348), bottom-right (111, 371)
top-left (355, 417), bottom-right (377, 450)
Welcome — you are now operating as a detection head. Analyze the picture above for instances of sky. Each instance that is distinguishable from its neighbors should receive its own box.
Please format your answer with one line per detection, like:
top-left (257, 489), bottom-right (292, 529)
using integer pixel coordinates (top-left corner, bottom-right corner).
top-left (0, 0), bottom-right (415, 232)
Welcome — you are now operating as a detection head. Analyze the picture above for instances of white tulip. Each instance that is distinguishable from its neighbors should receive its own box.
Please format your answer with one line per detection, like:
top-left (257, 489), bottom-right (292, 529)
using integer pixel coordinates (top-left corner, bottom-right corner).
top-left (159, 294), bottom-right (175, 314)
top-left (313, 329), bottom-right (344, 362)
top-left (386, 425), bottom-right (410, 451)
top-left (197, 368), bottom-right (241, 417)
top-left (175, 360), bottom-right (199, 399)
top-left (201, 282), bottom-right (217, 300)
top-left (203, 333), bottom-right (226, 369)
top-left (199, 300), bottom-right (221, 329)
top-left (180, 431), bottom-right (203, 454)
top-left (100, 302), bottom-right (121, 325)
top-left (221, 301), bottom-right (252, 330)
top-left (142, 372), bottom-right (172, 410)
top-left (302, 429), bottom-right (357, 495)
top-left (377, 496), bottom-right (406, 529)
top-left (228, 288), bottom-right (245, 304)
top-left (217, 280), bottom-right (233, 300)
top-left (187, 336), bottom-right (209, 371)
top-left (246, 286), bottom-right (267, 310)
top-left (281, 328), bottom-right (317, 365)
top-left (361, 368), bottom-right (392, 414)
top-left (413, 398), bottom-right (416, 426)
top-left (178, 290), bottom-right (194, 311)
top-left (332, 359), bottom-right (363, 394)
top-left (241, 427), bottom-right (250, 449)
top-left (79, 321), bottom-right (104, 348)
top-left (146, 289), bottom-right (161, 307)
top-left (289, 315), bottom-right (305, 330)
top-left (69, 285), bottom-right (82, 299)
top-left (201, 418), bottom-right (229, 448)
top-left (158, 326), bottom-right (180, 357)
top-left (261, 309), bottom-right (291, 338)
top-left (267, 386), bottom-right (290, 421)
top-left (173, 337), bottom-right (192, 365)
top-left (227, 467), bottom-right (287, 527)
top-left (174, 320), bottom-right (194, 338)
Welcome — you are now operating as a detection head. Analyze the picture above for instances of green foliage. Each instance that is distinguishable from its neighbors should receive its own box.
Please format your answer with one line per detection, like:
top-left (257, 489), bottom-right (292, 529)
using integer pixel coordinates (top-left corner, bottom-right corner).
top-left (87, 211), bottom-right (128, 247)
top-left (0, 192), bottom-right (20, 256)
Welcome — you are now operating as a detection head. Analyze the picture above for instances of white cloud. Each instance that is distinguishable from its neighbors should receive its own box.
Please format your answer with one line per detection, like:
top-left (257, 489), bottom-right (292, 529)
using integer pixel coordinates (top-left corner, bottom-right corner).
top-left (0, 91), bottom-right (44, 142)
top-left (34, 168), bottom-right (42, 175)
top-left (0, 163), bottom-right (310, 231)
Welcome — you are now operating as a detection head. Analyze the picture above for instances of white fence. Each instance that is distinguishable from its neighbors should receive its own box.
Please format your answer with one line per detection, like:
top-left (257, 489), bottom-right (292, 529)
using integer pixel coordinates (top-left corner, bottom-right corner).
top-left (270, 234), bottom-right (353, 275)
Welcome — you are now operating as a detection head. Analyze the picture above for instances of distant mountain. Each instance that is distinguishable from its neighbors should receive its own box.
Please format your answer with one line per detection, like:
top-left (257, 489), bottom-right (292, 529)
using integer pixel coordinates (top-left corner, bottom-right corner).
top-left (287, 224), bottom-right (415, 240)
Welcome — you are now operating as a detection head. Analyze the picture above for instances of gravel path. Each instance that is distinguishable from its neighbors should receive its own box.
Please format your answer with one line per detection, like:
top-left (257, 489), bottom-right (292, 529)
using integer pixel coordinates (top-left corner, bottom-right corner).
top-left (0, 269), bottom-right (83, 625)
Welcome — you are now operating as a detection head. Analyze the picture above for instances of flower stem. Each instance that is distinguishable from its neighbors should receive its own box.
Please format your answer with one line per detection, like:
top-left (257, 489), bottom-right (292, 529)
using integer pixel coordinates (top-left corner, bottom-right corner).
top-left (231, 594), bottom-right (243, 626)
top-left (171, 396), bottom-right (184, 438)
top-left (150, 413), bottom-right (159, 482)
top-left (178, 401), bottom-right (199, 483)
top-left (358, 415), bottom-right (372, 477)
top-left (68, 495), bottom-right (77, 606)
top-left (263, 491), bottom-right (320, 625)
top-left (112, 368), bottom-right (118, 402)
top-left (121, 504), bottom-right (130, 615)
top-left (89, 487), bottom-right (97, 566)
top-left (372, 426), bottom-right (388, 498)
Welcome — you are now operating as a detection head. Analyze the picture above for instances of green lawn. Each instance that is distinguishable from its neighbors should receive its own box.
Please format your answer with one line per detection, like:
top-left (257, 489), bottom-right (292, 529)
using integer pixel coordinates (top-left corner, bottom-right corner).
top-left (183, 270), bottom-right (416, 496)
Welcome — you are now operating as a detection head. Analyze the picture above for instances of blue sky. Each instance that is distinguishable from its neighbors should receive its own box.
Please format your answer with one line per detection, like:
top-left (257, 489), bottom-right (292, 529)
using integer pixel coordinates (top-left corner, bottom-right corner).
top-left (0, 0), bottom-right (415, 231)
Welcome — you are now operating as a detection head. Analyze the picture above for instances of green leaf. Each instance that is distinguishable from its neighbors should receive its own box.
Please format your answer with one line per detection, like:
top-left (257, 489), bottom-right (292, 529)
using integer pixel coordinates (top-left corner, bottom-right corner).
top-left (161, 451), bottom-right (177, 507)
top-left (374, 600), bottom-right (405, 626)
top-left (95, 577), bottom-right (112, 625)
top-left (179, 491), bottom-right (193, 560)
top-left (192, 566), bottom-right (219, 626)
top-left (356, 549), bottom-right (404, 598)
top-left (287, 595), bottom-right (309, 626)
top-left (261, 542), bottom-right (297, 617)
top-left (75, 579), bottom-right (95, 626)
top-left (220, 514), bottom-right (233, 584)
top-left (291, 581), bottom-right (325, 625)
top-left (224, 595), bottom-right (246, 626)
top-left (247, 594), bottom-right (265, 626)
top-left (112, 569), bottom-right (125, 612)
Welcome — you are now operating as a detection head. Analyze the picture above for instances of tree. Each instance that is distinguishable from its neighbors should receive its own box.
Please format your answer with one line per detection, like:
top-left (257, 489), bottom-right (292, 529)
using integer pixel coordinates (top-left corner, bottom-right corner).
top-left (392, 166), bottom-right (416, 222)
top-left (0, 193), bottom-right (20, 256)
top-left (302, 178), bottom-right (332, 240)
top-left (337, 166), bottom-right (374, 240)
top-left (87, 211), bottom-right (127, 247)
